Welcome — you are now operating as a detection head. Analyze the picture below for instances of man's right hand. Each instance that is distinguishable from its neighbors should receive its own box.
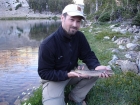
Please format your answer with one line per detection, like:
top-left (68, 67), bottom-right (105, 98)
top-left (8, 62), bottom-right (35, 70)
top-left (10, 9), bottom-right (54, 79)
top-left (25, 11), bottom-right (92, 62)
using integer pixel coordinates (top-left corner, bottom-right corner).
top-left (67, 71), bottom-right (81, 78)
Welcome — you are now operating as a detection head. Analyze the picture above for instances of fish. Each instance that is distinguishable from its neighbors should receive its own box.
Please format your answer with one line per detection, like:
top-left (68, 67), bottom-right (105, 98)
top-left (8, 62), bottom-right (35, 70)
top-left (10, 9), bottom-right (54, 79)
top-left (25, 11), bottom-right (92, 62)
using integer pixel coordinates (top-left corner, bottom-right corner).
top-left (74, 69), bottom-right (114, 77)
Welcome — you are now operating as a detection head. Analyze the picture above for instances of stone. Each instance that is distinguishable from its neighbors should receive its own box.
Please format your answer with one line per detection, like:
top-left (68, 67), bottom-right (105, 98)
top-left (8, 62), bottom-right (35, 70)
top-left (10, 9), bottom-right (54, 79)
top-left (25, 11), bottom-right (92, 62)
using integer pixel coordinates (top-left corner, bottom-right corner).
top-left (104, 36), bottom-right (110, 40)
top-left (119, 45), bottom-right (126, 50)
top-left (116, 60), bottom-right (139, 73)
top-left (14, 99), bottom-right (21, 105)
top-left (0, 101), bottom-right (9, 105)
top-left (126, 43), bottom-right (140, 51)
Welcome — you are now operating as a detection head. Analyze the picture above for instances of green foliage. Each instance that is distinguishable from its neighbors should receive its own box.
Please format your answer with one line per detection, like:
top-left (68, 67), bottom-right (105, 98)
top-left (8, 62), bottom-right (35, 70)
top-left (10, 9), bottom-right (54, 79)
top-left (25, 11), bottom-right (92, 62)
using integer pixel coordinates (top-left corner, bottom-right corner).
top-left (85, 0), bottom-right (140, 22)
top-left (98, 12), bottom-right (110, 22)
top-left (15, 3), bottom-right (22, 10)
top-left (87, 72), bottom-right (140, 105)
top-left (132, 13), bottom-right (140, 26)
top-left (28, 0), bottom-right (72, 13)
top-left (28, 0), bottom-right (47, 13)
top-left (21, 86), bottom-right (42, 105)
top-left (94, 31), bottom-right (125, 40)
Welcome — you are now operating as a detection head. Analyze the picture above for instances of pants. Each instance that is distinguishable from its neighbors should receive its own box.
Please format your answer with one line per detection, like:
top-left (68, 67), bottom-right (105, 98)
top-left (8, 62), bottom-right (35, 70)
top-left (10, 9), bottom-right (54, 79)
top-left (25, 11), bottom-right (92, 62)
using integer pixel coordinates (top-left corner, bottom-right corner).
top-left (42, 77), bottom-right (98, 105)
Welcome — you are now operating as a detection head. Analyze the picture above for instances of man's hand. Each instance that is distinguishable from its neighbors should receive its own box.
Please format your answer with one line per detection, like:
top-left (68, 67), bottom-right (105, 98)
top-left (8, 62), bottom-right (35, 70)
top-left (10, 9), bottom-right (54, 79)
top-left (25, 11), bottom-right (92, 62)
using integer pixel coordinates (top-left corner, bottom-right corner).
top-left (68, 65), bottom-right (90, 78)
top-left (67, 71), bottom-right (90, 78)
top-left (95, 65), bottom-right (111, 78)
top-left (67, 71), bottom-right (81, 78)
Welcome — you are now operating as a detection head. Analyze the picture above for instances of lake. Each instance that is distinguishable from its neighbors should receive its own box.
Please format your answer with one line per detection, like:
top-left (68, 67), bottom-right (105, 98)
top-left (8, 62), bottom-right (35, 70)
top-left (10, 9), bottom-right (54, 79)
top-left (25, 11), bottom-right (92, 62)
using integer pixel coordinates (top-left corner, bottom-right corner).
top-left (0, 20), bottom-right (61, 105)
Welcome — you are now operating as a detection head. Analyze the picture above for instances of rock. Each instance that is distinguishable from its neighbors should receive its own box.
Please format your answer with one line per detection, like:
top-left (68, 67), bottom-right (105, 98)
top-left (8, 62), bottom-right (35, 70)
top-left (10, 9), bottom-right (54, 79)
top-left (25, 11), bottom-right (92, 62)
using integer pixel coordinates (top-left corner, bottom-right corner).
top-left (125, 54), bottom-right (132, 59)
top-left (116, 60), bottom-right (139, 73)
top-left (128, 28), bottom-right (134, 33)
top-left (21, 94), bottom-right (31, 102)
top-left (111, 49), bottom-right (120, 53)
top-left (109, 23), bottom-right (140, 75)
top-left (108, 55), bottom-right (118, 65)
top-left (0, 101), bottom-right (9, 105)
top-left (118, 45), bottom-right (126, 50)
top-left (126, 43), bottom-right (140, 51)
top-left (14, 99), bottom-right (21, 105)
top-left (104, 36), bottom-right (110, 40)
top-left (114, 38), bottom-right (130, 45)
top-left (88, 29), bottom-right (92, 32)
top-left (125, 51), bottom-right (138, 60)
top-left (136, 52), bottom-right (140, 72)
top-left (133, 29), bottom-right (139, 33)
top-left (120, 29), bottom-right (127, 34)
top-left (111, 36), bottom-right (117, 41)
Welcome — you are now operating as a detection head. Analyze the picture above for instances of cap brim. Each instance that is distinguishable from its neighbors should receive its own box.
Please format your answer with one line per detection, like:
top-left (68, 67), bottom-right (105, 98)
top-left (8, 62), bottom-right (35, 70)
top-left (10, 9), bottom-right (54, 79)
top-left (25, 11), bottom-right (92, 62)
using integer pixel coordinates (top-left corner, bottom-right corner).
top-left (67, 12), bottom-right (85, 20)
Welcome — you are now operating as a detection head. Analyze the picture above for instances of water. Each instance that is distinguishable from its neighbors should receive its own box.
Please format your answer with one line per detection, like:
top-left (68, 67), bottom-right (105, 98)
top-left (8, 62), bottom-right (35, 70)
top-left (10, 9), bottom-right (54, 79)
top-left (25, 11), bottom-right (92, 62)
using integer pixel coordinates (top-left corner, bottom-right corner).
top-left (0, 20), bottom-right (61, 105)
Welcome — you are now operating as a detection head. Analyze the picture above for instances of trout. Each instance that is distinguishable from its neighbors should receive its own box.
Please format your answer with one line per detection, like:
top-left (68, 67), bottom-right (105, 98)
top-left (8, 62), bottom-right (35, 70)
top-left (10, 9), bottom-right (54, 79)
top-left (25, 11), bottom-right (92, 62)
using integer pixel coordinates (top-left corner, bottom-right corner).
top-left (74, 69), bottom-right (114, 77)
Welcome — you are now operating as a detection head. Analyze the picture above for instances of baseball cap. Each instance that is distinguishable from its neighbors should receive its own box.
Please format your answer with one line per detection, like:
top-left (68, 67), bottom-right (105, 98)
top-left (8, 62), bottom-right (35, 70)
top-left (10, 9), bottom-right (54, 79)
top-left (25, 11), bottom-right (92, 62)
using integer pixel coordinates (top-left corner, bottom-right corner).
top-left (62, 4), bottom-right (85, 20)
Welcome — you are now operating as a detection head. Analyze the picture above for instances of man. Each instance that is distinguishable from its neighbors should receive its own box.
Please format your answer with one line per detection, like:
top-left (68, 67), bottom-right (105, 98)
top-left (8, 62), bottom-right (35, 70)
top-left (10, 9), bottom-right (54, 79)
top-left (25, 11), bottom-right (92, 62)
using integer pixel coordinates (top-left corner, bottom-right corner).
top-left (38, 4), bottom-right (110, 105)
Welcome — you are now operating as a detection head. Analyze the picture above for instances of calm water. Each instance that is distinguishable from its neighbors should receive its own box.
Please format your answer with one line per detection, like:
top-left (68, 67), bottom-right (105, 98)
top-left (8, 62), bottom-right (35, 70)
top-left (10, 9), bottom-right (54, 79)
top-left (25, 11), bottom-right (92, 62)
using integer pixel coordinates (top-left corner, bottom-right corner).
top-left (0, 20), bottom-right (61, 105)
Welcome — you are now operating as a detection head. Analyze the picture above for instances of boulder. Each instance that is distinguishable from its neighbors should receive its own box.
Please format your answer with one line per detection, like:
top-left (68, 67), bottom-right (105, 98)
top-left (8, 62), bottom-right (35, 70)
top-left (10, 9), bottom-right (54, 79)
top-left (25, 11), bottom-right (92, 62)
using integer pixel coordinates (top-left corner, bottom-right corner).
top-left (116, 60), bottom-right (139, 73)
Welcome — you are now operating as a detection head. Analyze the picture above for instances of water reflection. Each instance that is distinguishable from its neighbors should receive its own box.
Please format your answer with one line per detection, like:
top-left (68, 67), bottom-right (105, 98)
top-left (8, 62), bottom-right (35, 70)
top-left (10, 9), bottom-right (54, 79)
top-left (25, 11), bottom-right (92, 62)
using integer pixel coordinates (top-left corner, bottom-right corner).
top-left (0, 20), bottom-right (61, 105)
top-left (0, 20), bottom-right (61, 50)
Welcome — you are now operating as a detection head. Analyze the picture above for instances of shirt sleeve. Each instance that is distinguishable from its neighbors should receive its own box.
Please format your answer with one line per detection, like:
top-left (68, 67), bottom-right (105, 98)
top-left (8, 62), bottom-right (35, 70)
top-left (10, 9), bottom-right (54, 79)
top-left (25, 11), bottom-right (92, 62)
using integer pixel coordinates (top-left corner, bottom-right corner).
top-left (38, 44), bottom-right (69, 81)
top-left (78, 33), bottom-right (100, 69)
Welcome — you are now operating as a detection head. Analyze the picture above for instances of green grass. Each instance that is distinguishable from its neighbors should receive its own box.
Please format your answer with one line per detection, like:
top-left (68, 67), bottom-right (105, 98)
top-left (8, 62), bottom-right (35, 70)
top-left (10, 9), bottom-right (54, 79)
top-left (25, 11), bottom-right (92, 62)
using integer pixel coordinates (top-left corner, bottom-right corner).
top-left (87, 72), bottom-right (140, 105)
top-left (21, 86), bottom-right (42, 105)
top-left (21, 22), bottom-right (140, 105)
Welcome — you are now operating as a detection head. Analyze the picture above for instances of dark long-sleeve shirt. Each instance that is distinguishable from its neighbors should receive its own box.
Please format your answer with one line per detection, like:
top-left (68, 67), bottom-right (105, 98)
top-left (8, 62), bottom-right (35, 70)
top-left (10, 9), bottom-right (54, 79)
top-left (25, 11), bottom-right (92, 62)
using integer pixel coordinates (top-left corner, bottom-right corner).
top-left (38, 25), bottom-right (100, 81)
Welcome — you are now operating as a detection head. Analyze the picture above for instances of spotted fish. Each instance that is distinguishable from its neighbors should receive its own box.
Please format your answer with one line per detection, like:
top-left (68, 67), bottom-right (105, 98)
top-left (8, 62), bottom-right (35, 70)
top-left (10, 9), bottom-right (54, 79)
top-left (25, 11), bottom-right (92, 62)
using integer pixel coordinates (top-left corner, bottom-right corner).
top-left (74, 69), bottom-right (114, 77)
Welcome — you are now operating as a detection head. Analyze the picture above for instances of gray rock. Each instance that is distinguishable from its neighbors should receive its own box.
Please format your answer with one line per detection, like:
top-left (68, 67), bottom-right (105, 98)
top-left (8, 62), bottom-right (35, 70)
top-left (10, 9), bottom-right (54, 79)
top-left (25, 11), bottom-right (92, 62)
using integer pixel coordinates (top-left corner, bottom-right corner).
top-left (126, 43), bottom-right (139, 50)
top-left (128, 28), bottom-right (134, 33)
top-left (0, 102), bottom-right (9, 105)
top-left (14, 99), bottom-right (21, 105)
top-left (119, 45), bottom-right (126, 50)
top-left (133, 29), bottom-right (139, 33)
top-left (112, 36), bottom-right (117, 41)
top-left (104, 36), bottom-right (110, 40)
top-left (136, 52), bottom-right (140, 72)
top-left (116, 60), bottom-right (139, 73)
top-left (114, 38), bottom-right (130, 45)
top-left (108, 55), bottom-right (118, 65)
top-left (111, 49), bottom-right (120, 53)
top-left (125, 51), bottom-right (138, 61)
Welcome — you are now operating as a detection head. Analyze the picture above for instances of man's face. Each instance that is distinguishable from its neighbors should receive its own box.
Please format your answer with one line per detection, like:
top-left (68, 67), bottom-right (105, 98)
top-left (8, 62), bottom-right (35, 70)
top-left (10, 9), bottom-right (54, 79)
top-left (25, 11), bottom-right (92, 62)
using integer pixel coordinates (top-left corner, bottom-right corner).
top-left (61, 15), bottom-right (82, 35)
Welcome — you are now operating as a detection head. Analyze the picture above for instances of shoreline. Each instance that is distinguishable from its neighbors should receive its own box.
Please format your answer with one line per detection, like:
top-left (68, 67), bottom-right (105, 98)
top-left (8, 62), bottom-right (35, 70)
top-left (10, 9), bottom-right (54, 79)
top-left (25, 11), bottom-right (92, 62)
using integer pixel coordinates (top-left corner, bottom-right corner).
top-left (0, 14), bottom-right (61, 20)
top-left (0, 8), bottom-right (61, 20)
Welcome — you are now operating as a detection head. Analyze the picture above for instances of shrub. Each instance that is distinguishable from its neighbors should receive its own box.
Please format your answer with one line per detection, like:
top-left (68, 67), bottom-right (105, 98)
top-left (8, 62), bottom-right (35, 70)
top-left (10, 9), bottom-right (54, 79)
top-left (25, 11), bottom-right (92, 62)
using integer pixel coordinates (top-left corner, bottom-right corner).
top-left (132, 13), bottom-right (140, 26)
top-left (98, 12), bottom-right (110, 22)
top-left (9, 8), bottom-right (12, 11)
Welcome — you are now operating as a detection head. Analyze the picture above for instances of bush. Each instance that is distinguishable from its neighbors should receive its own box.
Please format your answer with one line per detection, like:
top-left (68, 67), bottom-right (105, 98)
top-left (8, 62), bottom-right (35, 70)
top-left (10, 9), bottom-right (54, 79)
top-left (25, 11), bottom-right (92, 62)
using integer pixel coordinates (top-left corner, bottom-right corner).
top-left (132, 13), bottom-right (140, 26)
top-left (9, 8), bottom-right (12, 11)
top-left (98, 12), bottom-right (110, 22)
top-left (15, 3), bottom-right (22, 10)
top-left (21, 86), bottom-right (42, 105)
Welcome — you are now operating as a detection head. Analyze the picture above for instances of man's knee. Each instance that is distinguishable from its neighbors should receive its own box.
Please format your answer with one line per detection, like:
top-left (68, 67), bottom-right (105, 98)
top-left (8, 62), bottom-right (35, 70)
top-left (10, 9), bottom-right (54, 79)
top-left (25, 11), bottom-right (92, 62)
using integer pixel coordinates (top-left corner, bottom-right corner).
top-left (43, 97), bottom-right (65, 105)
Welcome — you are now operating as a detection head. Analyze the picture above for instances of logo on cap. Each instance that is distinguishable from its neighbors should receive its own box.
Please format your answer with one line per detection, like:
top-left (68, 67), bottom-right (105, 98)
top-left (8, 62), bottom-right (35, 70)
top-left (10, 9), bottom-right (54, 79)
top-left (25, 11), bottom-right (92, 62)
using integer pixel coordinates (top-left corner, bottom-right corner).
top-left (77, 6), bottom-right (81, 11)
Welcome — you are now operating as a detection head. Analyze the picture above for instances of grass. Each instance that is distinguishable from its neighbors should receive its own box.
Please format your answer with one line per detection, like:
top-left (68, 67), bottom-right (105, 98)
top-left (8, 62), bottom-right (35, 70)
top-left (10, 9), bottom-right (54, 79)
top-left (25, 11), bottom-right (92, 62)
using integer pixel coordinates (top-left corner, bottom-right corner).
top-left (21, 22), bottom-right (140, 105)
top-left (21, 86), bottom-right (42, 105)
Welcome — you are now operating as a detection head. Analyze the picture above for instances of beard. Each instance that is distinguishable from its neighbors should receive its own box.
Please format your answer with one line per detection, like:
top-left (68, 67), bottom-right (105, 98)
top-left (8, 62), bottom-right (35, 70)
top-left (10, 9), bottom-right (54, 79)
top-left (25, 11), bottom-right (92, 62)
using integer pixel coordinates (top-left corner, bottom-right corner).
top-left (67, 26), bottom-right (78, 35)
